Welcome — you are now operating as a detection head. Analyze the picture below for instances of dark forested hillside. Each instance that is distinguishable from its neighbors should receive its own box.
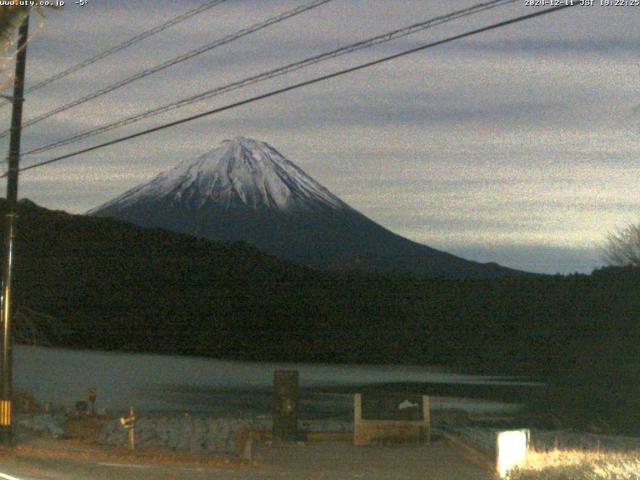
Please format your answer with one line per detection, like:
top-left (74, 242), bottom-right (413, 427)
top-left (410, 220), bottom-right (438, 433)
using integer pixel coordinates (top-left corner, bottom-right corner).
top-left (4, 200), bottom-right (640, 429)
top-left (5, 200), bottom-right (640, 428)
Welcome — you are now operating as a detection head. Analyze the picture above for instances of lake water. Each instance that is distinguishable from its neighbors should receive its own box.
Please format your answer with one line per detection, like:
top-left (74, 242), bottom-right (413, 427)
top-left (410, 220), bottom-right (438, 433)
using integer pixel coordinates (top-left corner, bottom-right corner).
top-left (14, 345), bottom-right (538, 417)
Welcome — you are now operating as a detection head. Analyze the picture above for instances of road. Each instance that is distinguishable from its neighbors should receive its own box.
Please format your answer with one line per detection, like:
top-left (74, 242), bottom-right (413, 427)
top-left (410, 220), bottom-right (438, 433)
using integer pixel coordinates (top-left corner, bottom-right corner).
top-left (0, 439), bottom-right (494, 479)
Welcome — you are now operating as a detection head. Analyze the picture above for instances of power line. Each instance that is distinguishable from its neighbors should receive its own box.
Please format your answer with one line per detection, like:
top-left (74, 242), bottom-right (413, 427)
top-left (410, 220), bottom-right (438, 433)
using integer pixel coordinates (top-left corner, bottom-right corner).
top-left (24, 0), bottom-right (517, 157)
top-left (0, 0), bottom-right (228, 110)
top-left (0, 0), bottom-right (334, 139)
top-left (8, 4), bottom-right (577, 178)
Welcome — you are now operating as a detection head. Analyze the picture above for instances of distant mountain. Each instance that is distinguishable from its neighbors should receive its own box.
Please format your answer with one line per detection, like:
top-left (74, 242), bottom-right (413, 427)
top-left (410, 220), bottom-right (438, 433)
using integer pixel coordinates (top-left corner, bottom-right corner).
top-left (90, 136), bottom-right (521, 278)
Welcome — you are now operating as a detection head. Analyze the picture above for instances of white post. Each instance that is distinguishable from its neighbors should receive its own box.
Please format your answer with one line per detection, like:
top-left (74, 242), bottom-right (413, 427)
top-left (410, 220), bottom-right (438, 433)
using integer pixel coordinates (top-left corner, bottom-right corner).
top-left (128, 406), bottom-right (135, 450)
top-left (496, 429), bottom-right (529, 478)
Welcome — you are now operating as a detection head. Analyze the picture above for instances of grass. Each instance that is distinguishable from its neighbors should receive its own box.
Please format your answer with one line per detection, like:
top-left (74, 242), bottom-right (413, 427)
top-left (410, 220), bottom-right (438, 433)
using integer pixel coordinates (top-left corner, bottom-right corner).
top-left (508, 448), bottom-right (640, 480)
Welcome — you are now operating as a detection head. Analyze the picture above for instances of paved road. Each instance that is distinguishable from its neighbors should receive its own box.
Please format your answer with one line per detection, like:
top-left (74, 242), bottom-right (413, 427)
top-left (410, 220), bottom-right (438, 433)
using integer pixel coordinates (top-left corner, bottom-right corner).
top-left (0, 440), bottom-right (494, 479)
top-left (255, 441), bottom-right (495, 480)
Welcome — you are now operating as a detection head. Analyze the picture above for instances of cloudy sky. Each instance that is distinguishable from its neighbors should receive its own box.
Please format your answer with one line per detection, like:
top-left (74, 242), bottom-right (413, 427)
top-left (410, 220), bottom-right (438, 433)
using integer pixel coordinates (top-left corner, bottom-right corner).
top-left (0, 0), bottom-right (638, 274)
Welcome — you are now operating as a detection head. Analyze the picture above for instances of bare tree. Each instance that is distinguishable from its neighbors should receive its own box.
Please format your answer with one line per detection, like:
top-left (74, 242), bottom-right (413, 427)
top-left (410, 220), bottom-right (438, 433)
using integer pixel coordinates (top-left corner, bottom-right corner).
top-left (0, 6), bottom-right (33, 91)
top-left (603, 222), bottom-right (640, 266)
top-left (0, 6), bottom-right (32, 52)
top-left (0, 5), bottom-right (60, 87)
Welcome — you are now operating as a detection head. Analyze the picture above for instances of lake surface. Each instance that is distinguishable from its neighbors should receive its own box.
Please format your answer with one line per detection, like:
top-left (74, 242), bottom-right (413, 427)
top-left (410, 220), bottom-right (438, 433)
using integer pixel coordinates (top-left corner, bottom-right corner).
top-left (14, 345), bottom-right (540, 416)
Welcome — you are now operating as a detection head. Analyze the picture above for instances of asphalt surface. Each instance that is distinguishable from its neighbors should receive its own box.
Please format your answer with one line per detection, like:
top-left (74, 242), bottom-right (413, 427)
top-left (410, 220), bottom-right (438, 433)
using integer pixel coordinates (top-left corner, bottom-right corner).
top-left (0, 440), bottom-right (495, 480)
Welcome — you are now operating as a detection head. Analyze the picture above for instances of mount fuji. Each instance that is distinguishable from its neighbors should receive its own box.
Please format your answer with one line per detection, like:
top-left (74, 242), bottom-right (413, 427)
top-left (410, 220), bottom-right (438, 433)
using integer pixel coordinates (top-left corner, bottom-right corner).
top-left (89, 137), bottom-right (520, 277)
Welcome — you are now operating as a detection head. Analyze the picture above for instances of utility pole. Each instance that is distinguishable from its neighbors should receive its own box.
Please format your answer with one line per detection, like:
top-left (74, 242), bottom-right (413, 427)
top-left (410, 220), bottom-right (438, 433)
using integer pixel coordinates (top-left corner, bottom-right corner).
top-left (0, 15), bottom-right (29, 446)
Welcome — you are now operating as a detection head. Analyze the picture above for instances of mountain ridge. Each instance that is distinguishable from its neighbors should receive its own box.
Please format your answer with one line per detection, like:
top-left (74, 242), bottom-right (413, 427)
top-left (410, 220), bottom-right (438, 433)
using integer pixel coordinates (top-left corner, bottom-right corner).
top-left (89, 136), bottom-right (348, 214)
top-left (90, 137), bottom-right (524, 278)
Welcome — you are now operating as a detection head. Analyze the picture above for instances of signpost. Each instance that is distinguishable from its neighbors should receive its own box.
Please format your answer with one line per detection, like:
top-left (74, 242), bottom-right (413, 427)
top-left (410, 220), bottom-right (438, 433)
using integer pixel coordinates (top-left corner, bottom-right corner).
top-left (273, 370), bottom-right (299, 442)
top-left (120, 406), bottom-right (136, 450)
top-left (354, 393), bottom-right (430, 446)
top-left (361, 393), bottom-right (425, 421)
top-left (88, 387), bottom-right (96, 415)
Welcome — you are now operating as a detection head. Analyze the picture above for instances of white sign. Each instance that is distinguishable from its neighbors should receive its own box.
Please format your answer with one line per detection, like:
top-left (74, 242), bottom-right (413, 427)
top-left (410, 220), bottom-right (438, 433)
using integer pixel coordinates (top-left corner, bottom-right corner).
top-left (496, 429), bottom-right (529, 478)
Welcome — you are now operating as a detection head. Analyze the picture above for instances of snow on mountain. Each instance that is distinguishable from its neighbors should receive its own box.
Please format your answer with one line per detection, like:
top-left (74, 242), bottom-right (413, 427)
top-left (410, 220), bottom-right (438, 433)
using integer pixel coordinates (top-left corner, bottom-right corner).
top-left (90, 136), bottom-right (522, 277)
top-left (91, 136), bottom-right (347, 214)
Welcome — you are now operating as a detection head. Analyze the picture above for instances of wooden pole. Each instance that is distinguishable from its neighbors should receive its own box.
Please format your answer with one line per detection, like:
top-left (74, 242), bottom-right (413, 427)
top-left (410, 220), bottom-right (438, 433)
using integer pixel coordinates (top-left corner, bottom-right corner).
top-left (0, 15), bottom-right (29, 447)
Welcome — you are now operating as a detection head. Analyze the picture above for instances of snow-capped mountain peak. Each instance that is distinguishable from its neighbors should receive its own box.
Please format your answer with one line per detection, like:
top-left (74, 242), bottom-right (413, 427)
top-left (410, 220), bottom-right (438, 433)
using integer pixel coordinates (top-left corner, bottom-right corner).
top-left (92, 136), bottom-right (347, 213)
top-left (90, 137), bottom-right (521, 277)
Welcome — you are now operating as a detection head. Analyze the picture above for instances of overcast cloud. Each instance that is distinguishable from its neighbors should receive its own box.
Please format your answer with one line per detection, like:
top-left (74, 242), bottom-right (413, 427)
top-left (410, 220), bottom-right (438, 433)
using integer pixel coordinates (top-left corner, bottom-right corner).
top-left (1, 0), bottom-right (638, 274)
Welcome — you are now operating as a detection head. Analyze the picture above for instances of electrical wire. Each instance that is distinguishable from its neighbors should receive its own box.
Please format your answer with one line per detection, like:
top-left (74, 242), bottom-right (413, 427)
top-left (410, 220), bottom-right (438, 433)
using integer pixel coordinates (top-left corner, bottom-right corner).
top-left (23, 0), bottom-right (517, 157)
top-left (6, 3), bottom-right (577, 178)
top-left (0, 0), bottom-right (228, 109)
top-left (0, 0), bottom-right (334, 139)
